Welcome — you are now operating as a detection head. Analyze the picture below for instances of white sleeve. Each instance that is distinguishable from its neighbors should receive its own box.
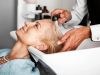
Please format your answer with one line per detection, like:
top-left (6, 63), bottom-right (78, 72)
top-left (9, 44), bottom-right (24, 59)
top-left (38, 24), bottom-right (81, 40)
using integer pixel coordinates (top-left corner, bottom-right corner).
top-left (64, 0), bottom-right (88, 28)
top-left (90, 25), bottom-right (100, 41)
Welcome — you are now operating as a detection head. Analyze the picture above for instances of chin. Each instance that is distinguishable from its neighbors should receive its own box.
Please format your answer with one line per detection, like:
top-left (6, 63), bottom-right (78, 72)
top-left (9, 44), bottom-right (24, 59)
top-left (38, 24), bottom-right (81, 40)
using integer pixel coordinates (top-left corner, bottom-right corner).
top-left (16, 31), bottom-right (23, 40)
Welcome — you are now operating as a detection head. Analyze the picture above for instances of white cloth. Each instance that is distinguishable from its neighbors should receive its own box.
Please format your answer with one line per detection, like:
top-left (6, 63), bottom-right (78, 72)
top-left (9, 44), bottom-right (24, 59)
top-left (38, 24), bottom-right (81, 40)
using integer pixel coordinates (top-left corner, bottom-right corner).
top-left (63, 0), bottom-right (100, 41)
top-left (0, 49), bottom-right (40, 75)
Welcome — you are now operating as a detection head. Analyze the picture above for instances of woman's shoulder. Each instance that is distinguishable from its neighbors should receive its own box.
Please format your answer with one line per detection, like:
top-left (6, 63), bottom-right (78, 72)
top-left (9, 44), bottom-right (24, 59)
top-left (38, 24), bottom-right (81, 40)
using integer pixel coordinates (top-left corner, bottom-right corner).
top-left (0, 49), bottom-right (40, 75)
top-left (0, 59), bottom-right (40, 75)
top-left (0, 48), bottom-right (36, 68)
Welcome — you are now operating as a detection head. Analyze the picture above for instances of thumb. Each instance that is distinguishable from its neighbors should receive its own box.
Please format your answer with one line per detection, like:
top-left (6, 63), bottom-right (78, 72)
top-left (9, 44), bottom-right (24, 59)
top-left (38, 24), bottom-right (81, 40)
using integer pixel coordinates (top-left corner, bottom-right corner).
top-left (57, 33), bottom-right (70, 45)
top-left (57, 40), bottom-right (64, 45)
top-left (51, 9), bottom-right (64, 16)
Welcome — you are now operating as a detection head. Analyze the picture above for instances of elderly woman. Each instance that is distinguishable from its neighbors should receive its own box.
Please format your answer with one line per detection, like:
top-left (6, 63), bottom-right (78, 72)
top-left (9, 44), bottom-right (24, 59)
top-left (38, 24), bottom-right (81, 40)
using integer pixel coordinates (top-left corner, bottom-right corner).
top-left (0, 19), bottom-right (62, 75)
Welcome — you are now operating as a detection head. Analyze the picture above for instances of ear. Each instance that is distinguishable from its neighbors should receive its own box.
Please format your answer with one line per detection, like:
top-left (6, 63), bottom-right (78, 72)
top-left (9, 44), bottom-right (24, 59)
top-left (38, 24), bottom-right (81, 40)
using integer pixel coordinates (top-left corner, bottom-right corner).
top-left (33, 42), bottom-right (48, 51)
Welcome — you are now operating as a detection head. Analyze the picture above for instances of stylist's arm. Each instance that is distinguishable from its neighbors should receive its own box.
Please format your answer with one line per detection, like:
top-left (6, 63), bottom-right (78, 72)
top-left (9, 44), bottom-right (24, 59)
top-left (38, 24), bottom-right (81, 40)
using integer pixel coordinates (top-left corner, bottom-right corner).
top-left (58, 27), bottom-right (91, 51)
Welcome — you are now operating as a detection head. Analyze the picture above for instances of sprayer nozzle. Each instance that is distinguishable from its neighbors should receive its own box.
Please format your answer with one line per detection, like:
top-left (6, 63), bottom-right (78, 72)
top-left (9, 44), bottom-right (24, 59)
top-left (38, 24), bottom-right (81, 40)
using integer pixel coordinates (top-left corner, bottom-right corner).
top-left (52, 14), bottom-right (60, 21)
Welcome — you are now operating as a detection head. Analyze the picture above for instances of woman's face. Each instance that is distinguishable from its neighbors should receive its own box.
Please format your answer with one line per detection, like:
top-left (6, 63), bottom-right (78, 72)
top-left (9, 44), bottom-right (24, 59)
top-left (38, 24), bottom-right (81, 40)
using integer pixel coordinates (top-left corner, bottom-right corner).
top-left (16, 20), bottom-right (54, 46)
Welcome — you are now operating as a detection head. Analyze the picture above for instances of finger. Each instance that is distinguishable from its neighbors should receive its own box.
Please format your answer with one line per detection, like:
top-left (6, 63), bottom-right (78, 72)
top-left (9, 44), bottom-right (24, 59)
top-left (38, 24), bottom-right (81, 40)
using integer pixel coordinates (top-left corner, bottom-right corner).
top-left (58, 18), bottom-right (67, 24)
top-left (60, 13), bottom-right (65, 18)
top-left (60, 40), bottom-right (71, 51)
top-left (51, 9), bottom-right (65, 16)
top-left (57, 28), bottom-right (75, 45)
top-left (60, 35), bottom-right (75, 51)
top-left (57, 32), bottom-right (70, 45)
top-left (61, 33), bottom-right (79, 51)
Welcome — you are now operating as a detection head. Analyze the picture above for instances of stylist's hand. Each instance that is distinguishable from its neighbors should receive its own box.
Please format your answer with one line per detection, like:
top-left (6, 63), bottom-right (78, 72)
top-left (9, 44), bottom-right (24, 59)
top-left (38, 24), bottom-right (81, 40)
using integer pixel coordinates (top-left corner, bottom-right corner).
top-left (58, 26), bottom-right (91, 51)
top-left (51, 9), bottom-right (72, 24)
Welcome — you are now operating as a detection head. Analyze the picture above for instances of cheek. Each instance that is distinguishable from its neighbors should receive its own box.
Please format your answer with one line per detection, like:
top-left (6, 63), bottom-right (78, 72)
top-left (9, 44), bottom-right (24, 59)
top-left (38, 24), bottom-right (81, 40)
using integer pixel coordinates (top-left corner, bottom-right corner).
top-left (22, 32), bottom-right (41, 45)
top-left (17, 29), bottom-right (43, 45)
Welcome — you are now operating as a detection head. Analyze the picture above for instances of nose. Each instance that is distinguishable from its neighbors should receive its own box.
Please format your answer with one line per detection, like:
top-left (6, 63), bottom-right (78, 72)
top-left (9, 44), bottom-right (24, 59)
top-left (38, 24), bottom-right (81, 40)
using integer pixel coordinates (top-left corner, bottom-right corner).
top-left (22, 22), bottom-right (30, 32)
top-left (24, 22), bottom-right (35, 31)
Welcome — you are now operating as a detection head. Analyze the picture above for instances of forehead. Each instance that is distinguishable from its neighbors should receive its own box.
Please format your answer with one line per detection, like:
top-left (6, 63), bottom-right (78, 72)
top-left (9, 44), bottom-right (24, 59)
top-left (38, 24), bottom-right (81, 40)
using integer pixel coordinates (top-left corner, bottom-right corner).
top-left (37, 19), bottom-right (54, 26)
top-left (37, 20), bottom-right (55, 36)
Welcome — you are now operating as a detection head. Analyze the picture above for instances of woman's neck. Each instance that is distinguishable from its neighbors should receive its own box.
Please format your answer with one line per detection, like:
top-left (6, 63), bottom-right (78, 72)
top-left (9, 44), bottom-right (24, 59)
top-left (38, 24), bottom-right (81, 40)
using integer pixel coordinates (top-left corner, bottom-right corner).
top-left (8, 40), bottom-right (29, 60)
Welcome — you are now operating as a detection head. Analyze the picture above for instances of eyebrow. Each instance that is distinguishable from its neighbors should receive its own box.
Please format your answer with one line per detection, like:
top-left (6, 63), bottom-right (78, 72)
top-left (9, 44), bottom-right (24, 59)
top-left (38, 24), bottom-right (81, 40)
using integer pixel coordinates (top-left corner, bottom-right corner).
top-left (36, 21), bottom-right (41, 26)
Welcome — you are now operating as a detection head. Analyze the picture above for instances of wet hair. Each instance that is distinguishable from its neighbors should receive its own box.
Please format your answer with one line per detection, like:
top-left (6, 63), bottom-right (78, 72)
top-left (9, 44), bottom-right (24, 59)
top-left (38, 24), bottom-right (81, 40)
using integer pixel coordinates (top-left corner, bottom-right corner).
top-left (41, 20), bottom-right (63, 54)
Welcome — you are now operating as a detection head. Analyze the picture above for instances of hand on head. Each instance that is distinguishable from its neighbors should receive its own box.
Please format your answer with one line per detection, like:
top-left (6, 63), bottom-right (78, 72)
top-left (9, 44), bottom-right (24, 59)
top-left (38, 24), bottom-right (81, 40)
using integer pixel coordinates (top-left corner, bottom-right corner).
top-left (51, 9), bottom-right (72, 24)
top-left (57, 26), bottom-right (91, 51)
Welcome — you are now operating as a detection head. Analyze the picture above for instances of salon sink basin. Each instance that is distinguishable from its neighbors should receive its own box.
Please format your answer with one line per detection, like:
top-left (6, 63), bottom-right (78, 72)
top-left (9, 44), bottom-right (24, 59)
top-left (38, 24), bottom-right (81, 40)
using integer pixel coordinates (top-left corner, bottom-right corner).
top-left (28, 46), bottom-right (100, 75)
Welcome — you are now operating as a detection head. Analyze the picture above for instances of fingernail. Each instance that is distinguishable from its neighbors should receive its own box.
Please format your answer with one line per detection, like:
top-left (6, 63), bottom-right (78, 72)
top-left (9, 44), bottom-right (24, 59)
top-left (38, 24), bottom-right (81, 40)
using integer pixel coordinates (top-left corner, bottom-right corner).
top-left (57, 41), bottom-right (62, 45)
top-left (36, 46), bottom-right (40, 49)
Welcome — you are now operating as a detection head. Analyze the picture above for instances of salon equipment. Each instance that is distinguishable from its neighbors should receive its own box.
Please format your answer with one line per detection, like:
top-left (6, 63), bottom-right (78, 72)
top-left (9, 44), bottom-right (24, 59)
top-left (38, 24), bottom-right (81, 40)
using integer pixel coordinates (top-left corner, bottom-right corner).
top-left (17, 0), bottom-right (76, 29)
top-left (52, 14), bottom-right (60, 21)
top-left (42, 6), bottom-right (51, 19)
top-left (35, 5), bottom-right (42, 20)
top-left (37, 59), bottom-right (56, 75)
top-left (24, 5), bottom-right (42, 22)
top-left (52, 15), bottom-right (63, 36)
top-left (28, 46), bottom-right (100, 75)
top-left (24, 10), bottom-right (42, 22)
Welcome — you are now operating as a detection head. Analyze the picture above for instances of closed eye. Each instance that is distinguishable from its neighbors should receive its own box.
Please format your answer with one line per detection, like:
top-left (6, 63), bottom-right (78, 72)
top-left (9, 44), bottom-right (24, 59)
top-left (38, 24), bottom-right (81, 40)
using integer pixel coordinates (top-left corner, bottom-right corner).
top-left (33, 22), bottom-right (41, 29)
top-left (34, 23), bottom-right (38, 29)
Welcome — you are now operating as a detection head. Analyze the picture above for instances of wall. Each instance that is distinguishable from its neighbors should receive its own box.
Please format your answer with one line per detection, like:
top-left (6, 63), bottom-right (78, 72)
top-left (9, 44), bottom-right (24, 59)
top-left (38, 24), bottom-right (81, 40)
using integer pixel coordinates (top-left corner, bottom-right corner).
top-left (37, 0), bottom-right (76, 11)
top-left (0, 0), bottom-right (17, 48)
